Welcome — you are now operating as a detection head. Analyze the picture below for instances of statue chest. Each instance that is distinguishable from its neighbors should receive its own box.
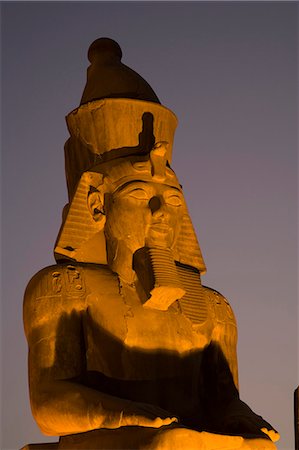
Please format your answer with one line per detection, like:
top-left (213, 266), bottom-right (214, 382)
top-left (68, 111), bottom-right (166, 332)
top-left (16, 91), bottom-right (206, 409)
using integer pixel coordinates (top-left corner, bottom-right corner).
top-left (83, 282), bottom-right (213, 380)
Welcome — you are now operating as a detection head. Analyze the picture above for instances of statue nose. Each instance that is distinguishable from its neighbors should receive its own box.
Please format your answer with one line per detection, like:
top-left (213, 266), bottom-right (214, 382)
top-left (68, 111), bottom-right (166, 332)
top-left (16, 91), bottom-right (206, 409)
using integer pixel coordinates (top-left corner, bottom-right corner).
top-left (149, 196), bottom-right (170, 221)
top-left (149, 196), bottom-right (161, 214)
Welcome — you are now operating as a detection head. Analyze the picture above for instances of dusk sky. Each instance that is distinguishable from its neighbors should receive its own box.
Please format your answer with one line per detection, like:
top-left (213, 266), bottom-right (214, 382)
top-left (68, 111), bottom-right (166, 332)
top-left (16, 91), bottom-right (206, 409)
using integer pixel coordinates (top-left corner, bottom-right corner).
top-left (1, 2), bottom-right (297, 449)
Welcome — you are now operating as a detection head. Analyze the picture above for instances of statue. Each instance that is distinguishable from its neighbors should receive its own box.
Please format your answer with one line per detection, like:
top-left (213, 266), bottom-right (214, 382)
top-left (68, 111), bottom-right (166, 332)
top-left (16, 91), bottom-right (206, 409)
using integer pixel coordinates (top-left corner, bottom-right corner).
top-left (23, 38), bottom-right (279, 450)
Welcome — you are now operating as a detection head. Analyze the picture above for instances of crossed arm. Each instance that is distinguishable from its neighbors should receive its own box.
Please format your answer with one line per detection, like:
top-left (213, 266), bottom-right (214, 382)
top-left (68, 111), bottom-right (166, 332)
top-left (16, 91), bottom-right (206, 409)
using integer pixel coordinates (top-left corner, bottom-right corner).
top-left (24, 273), bottom-right (176, 436)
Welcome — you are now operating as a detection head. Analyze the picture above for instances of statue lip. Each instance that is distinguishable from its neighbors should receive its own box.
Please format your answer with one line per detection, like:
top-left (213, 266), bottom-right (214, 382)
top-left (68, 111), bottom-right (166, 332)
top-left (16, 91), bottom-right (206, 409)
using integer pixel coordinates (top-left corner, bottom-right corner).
top-left (150, 222), bottom-right (171, 233)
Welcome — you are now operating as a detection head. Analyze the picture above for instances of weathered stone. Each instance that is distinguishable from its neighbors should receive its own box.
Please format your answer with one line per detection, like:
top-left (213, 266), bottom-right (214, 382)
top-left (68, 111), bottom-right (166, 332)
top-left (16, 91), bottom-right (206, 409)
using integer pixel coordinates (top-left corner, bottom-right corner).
top-left (23, 38), bottom-right (279, 450)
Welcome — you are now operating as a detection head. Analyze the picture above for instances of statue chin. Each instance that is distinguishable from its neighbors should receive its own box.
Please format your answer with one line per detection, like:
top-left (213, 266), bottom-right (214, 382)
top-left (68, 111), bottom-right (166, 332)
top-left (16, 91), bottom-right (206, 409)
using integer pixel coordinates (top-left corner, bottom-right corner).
top-left (133, 246), bottom-right (185, 310)
top-left (107, 240), bottom-right (186, 310)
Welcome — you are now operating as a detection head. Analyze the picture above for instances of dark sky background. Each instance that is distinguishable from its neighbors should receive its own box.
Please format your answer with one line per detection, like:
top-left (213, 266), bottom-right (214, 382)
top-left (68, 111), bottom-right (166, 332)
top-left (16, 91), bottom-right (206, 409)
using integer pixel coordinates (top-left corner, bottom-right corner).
top-left (1, 2), bottom-right (297, 449)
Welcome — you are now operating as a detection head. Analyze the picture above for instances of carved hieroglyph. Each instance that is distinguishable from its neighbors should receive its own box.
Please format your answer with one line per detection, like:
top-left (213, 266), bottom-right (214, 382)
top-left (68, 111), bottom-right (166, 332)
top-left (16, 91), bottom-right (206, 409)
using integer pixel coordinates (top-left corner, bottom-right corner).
top-left (23, 38), bottom-right (279, 450)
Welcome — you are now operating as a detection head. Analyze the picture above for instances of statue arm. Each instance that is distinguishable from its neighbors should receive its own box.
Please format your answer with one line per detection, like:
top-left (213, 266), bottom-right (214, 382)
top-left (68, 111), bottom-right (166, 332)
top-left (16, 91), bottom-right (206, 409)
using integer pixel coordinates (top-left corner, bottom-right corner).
top-left (202, 287), bottom-right (279, 442)
top-left (24, 267), bottom-right (176, 436)
top-left (27, 374), bottom-right (176, 436)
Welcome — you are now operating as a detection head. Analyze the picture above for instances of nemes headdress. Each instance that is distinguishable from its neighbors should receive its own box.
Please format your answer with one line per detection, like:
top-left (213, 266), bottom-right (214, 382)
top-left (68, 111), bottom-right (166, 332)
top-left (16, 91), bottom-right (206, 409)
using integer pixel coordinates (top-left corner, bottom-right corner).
top-left (55, 38), bottom-right (206, 274)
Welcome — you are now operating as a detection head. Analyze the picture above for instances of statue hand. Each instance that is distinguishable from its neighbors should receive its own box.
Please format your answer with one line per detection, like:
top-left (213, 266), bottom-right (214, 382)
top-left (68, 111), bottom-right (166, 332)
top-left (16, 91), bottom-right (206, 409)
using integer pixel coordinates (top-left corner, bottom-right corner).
top-left (222, 415), bottom-right (279, 443)
top-left (260, 427), bottom-right (280, 443)
top-left (120, 400), bottom-right (178, 428)
top-left (221, 399), bottom-right (279, 443)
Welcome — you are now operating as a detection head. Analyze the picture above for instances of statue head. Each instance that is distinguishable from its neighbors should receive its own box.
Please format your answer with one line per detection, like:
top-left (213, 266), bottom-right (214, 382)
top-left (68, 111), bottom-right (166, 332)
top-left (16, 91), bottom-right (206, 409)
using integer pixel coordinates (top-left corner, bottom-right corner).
top-left (83, 143), bottom-right (186, 283)
top-left (55, 154), bottom-right (205, 293)
top-left (55, 99), bottom-right (206, 284)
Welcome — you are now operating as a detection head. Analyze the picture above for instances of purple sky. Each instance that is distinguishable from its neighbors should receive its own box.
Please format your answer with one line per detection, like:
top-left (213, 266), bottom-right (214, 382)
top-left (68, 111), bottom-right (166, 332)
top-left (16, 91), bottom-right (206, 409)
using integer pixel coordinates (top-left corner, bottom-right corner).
top-left (1, 2), bottom-right (297, 449)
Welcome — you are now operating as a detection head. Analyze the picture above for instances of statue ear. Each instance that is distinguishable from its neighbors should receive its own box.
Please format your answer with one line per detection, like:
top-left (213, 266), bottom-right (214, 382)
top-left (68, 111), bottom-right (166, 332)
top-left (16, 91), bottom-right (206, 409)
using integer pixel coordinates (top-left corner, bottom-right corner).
top-left (87, 189), bottom-right (106, 227)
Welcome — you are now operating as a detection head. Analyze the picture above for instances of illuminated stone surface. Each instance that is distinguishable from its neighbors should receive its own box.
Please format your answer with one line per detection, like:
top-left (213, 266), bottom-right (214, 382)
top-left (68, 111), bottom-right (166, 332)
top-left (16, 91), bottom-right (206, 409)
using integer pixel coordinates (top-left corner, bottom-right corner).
top-left (23, 38), bottom-right (279, 449)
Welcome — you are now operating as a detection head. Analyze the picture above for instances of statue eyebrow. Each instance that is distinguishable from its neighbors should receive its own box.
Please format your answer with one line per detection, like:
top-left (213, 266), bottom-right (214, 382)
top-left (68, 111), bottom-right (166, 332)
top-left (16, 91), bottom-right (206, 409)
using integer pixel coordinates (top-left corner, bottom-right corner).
top-left (163, 187), bottom-right (182, 195)
top-left (115, 180), bottom-right (151, 194)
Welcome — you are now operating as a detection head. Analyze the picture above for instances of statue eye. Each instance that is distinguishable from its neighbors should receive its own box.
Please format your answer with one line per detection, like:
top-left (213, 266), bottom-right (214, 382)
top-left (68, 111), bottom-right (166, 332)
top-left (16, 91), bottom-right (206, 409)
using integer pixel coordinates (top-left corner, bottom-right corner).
top-left (165, 194), bottom-right (183, 207)
top-left (127, 188), bottom-right (150, 200)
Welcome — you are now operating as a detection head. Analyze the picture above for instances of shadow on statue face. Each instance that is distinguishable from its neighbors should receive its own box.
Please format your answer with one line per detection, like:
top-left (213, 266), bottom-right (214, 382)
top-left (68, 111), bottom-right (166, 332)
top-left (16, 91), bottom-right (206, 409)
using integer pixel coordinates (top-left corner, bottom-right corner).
top-left (104, 180), bottom-right (185, 255)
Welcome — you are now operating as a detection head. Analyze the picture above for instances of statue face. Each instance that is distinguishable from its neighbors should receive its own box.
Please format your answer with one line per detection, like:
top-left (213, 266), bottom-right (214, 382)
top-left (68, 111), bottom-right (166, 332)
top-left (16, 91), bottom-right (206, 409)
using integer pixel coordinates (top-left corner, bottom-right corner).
top-left (104, 180), bottom-right (185, 253)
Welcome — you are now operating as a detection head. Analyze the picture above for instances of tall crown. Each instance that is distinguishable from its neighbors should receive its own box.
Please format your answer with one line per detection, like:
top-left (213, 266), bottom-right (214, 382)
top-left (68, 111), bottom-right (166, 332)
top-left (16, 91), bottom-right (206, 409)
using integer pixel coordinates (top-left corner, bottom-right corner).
top-left (80, 37), bottom-right (160, 105)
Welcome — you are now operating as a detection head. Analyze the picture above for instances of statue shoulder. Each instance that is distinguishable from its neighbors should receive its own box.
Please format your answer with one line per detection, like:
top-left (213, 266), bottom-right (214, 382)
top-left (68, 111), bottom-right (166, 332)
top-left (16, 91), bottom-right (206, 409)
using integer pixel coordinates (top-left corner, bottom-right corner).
top-left (24, 263), bottom-right (86, 303)
top-left (23, 263), bottom-right (118, 337)
top-left (24, 263), bottom-right (117, 299)
top-left (202, 285), bottom-right (237, 326)
top-left (24, 264), bottom-right (63, 313)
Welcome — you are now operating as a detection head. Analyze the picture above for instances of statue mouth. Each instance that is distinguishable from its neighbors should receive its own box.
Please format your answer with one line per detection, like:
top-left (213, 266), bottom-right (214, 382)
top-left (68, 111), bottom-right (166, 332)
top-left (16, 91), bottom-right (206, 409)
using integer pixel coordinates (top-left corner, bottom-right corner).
top-left (150, 222), bottom-right (170, 233)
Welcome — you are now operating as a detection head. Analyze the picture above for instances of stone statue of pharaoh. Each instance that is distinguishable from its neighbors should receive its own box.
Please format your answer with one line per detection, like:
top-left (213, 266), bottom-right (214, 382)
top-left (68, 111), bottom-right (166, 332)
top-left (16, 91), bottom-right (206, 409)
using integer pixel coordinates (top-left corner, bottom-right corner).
top-left (23, 38), bottom-right (279, 449)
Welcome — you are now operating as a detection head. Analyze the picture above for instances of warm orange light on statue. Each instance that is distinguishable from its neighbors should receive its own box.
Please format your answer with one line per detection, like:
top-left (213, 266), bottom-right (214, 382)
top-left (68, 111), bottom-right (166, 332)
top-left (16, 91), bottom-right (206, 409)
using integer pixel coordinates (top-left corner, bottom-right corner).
top-left (23, 38), bottom-right (279, 450)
